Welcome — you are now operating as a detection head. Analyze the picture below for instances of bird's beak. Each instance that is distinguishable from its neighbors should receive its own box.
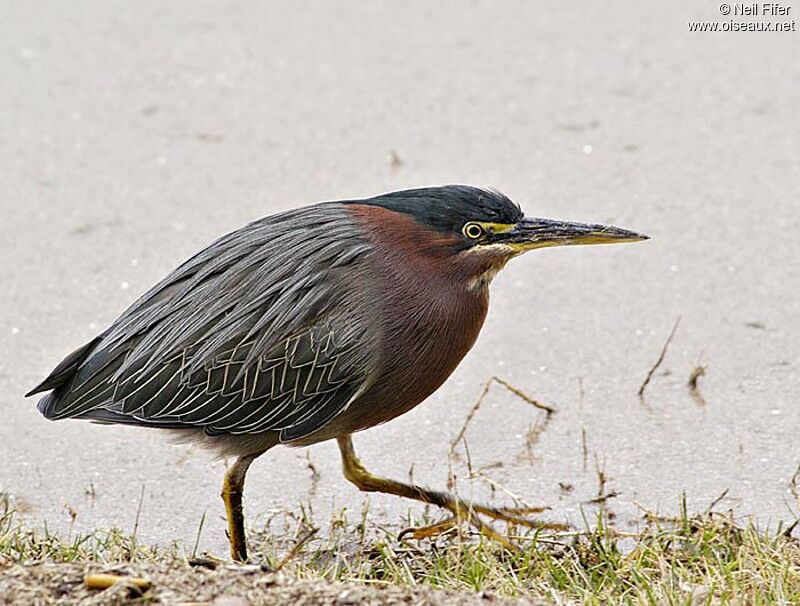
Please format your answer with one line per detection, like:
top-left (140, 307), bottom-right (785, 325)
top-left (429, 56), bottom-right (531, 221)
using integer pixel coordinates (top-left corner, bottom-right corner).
top-left (499, 217), bottom-right (649, 252)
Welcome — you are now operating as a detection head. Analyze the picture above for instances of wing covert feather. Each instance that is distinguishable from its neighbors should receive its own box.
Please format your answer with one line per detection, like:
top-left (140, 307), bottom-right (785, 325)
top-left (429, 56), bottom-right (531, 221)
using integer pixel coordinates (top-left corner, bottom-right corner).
top-left (36, 204), bottom-right (381, 441)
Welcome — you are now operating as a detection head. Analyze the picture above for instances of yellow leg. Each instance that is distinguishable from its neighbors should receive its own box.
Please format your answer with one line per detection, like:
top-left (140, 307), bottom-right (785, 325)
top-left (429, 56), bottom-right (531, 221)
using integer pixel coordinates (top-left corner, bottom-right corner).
top-left (221, 455), bottom-right (256, 562)
top-left (337, 435), bottom-right (564, 550)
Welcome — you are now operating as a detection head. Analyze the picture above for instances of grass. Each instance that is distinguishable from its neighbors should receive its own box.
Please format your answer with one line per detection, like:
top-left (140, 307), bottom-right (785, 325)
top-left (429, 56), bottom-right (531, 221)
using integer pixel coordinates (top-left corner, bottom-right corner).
top-left (2, 492), bottom-right (800, 605)
top-left (2, 371), bottom-right (796, 604)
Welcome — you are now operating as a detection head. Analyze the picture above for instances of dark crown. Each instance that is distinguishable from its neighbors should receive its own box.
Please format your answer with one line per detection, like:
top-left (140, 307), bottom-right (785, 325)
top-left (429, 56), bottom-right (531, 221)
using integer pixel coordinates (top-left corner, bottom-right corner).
top-left (350, 185), bottom-right (523, 235)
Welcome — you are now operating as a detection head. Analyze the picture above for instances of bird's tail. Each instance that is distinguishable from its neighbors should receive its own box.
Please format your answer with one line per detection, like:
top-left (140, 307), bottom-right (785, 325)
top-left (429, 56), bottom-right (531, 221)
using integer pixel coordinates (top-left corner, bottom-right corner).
top-left (26, 337), bottom-right (103, 418)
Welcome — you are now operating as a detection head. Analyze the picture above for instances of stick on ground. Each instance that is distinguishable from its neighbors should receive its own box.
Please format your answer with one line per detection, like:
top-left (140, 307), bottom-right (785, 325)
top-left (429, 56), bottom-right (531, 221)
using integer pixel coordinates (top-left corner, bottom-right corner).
top-left (85, 573), bottom-right (151, 593)
top-left (492, 377), bottom-right (556, 416)
top-left (638, 317), bottom-right (681, 399)
top-left (450, 376), bottom-right (556, 453)
top-left (581, 427), bottom-right (588, 473)
top-left (274, 526), bottom-right (319, 572)
top-left (688, 364), bottom-right (707, 405)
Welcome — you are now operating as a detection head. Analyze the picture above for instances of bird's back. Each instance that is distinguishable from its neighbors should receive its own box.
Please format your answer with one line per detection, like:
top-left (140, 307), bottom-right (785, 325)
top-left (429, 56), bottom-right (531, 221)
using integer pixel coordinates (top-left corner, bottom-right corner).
top-left (28, 203), bottom-right (383, 443)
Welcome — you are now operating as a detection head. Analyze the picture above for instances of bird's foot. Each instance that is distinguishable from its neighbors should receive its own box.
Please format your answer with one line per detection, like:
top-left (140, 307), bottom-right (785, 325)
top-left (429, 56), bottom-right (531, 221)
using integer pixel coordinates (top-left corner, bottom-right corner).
top-left (338, 435), bottom-right (569, 551)
top-left (398, 502), bottom-right (568, 550)
top-left (398, 518), bottom-right (458, 541)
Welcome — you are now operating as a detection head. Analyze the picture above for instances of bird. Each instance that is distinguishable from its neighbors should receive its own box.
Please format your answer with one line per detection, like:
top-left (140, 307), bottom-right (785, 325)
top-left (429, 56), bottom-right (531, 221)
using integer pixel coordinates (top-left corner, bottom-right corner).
top-left (26, 185), bottom-right (647, 561)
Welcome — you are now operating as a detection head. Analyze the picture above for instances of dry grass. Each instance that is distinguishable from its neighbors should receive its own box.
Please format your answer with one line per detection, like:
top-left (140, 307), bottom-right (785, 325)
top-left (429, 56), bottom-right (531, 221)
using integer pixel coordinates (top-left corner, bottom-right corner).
top-left (2, 493), bottom-right (800, 605)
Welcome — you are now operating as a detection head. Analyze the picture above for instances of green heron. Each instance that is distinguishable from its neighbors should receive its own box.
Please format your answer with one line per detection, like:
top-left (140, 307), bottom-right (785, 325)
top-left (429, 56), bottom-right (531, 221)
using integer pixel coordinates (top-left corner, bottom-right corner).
top-left (26, 185), bottom-right (647, 561)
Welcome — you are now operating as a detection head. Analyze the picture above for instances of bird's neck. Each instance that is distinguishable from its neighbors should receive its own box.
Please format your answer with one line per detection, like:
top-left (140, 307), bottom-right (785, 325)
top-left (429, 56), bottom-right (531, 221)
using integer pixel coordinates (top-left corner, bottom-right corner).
top-left (346, 204), bottom-right (512, 294)
top-left (339, 204), bottom-right (496, 423)
top-left (348, 201), bottom-right (491, 361)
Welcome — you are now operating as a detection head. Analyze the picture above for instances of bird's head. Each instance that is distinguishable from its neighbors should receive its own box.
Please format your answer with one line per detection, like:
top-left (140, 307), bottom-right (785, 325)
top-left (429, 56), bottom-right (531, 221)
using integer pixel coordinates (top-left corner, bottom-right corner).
top-left (355, 185), bottom-right (648, 289)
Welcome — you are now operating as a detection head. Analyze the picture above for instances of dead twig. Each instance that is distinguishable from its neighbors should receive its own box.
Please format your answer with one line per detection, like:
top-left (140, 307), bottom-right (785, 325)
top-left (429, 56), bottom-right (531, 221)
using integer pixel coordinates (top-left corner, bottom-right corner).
top-left (584, 490), bottom-right (621, 505)
top-left (581, 427), bottom-right (588, 473)
top-left (274, 526), bottom-right (319, 572)
top-left (85, 573), bottom-right (151, 593)
top-left (388, 149), bottom-right (403, 169)
top-left (450, 376), bottom-right (555, 454)
top-left (595, 455), bottom-right (608, 497)
top-left (508, 528), bottom-right (639, 541)
top-left (462, 437), bottom-right (474, 481)
top-left (493, 377), bottom-right (556, 416)
top-left (190, 510), bottom-right (207, 559)
top-left (585, 455), bottom-right (619, 505)
top-left (789, 462), bottom-right (800, 506)
top-left (638, 317), bottom-right (681, 399)
top-left (305, 451), bottom-right (321, 498)
top-left (187, 556), bottom-right (220, 570)
top-left (450, 379), bottom-right (493, 452)
top-left (704, 488), bottom-right (729, 514)
top-left (132, 484), bottom-right (145, 542)
top-left (782, 518), bottom-right (799, 538)
top-left (688, 364), bottom-right (707, 406)
top-left (514, 420), bottom-right (546, 465)
top-left (478, 461), bottom-right (503, 471)
top-left (473, 471), bottom-right (541, 511)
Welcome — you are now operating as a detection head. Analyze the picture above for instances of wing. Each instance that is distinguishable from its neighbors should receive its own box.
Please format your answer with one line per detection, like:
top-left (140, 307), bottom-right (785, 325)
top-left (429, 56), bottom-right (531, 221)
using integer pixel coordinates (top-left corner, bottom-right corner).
top-left (30, 203), bottom-right (380, 442)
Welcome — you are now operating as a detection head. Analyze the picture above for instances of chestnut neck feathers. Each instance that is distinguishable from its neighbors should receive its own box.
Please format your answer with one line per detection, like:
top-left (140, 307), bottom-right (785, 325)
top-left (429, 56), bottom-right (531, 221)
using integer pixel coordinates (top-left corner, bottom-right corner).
top-left (343, 204), bottom-right (502, 427)
top-left (346, 185), bottom-right (522, 250)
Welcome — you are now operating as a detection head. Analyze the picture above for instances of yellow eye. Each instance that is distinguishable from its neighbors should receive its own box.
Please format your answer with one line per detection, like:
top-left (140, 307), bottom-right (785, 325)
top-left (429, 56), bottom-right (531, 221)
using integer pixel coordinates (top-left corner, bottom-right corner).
top-left (463, 222), bottom-right (485, 240)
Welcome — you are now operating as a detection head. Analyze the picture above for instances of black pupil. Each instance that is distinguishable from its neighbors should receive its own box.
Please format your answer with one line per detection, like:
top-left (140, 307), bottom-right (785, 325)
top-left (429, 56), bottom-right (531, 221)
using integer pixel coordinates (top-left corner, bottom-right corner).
top-left (468, 225), bottom-right (482, 238)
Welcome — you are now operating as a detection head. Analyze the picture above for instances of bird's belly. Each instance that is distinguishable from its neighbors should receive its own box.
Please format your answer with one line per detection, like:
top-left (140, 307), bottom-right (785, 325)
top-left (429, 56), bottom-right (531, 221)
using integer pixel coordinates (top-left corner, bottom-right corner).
top-left (294, 360), bottom-right (464, 445)
top-left (296, 291), bottom-right (488, 445)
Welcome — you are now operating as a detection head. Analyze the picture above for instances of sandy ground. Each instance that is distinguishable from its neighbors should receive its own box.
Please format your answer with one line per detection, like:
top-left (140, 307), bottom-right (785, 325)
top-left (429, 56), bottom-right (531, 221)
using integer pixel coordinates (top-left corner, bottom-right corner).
top-left (0, 563), bottom-right (551, 606)
top-left (2, 1), bottom-right (799, 557)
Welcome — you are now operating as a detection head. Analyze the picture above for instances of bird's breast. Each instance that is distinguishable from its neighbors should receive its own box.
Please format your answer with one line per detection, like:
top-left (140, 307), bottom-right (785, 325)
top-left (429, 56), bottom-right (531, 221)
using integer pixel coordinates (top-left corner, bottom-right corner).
top-left (362, 280), bottom-right (489, 427)
top-left (325, 204), bottom-right (491, 434)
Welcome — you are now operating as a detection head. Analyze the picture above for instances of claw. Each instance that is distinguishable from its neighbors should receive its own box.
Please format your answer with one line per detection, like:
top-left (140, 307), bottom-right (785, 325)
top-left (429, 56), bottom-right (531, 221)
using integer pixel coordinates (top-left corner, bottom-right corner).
top-left (467, 502), bottom-right (568, 531)
top-left (398, 501), bottom-right (567, 551)
top-left (338, 435), bottom-right (569, 553)
top-left (497, 505), bottom-right (549, 515)
top-left (398, 518), bottom-right (457, 542)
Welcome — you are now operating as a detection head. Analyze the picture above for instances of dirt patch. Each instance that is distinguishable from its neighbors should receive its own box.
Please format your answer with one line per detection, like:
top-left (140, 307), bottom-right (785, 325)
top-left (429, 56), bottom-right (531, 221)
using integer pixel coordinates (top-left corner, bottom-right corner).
top-left (0, 561), bottom-right (548, 606)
